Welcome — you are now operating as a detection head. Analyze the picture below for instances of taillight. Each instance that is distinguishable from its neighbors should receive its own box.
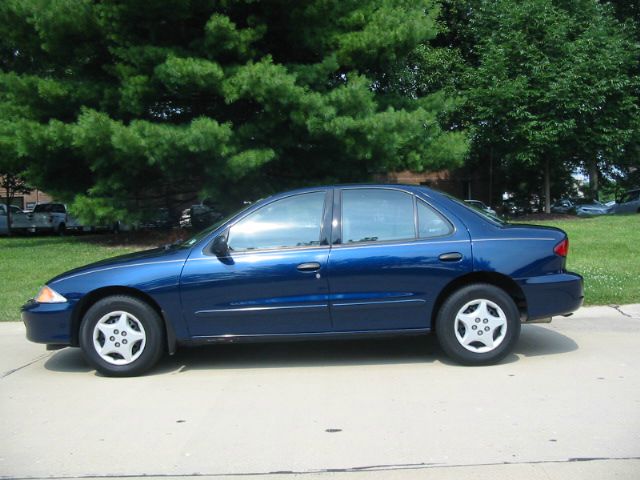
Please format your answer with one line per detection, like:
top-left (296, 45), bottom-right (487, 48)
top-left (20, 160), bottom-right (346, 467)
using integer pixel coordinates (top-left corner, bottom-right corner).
top-left (554, 238), bottom-right (569, 257)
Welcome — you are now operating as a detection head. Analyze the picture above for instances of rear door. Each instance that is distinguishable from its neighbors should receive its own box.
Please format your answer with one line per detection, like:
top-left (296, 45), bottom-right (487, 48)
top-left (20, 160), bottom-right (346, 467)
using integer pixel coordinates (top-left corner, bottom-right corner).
top-left (327, 187), bottom-right (472, 332)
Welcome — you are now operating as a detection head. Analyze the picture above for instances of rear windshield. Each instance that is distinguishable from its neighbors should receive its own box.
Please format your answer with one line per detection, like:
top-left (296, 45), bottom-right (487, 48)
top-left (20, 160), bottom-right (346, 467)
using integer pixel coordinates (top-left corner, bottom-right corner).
top-left (34, 204), bottom-right (65, 213)
top-left (446, 194), bottom-right (506, 226)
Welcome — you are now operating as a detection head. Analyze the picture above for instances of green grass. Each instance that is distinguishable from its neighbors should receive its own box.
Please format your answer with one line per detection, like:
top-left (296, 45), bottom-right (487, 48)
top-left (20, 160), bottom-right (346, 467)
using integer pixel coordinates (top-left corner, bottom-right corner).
top-left (1, 215), bottom-right (638, 321)
top-left (0, 236), bottom-right (140, 321)
top-left (517, 215), bottom-right (640, 306)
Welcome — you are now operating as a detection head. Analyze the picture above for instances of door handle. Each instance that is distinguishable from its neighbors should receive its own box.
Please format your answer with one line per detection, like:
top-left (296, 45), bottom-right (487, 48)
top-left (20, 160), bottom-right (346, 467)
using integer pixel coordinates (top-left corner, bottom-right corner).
top-left (439, 252), bottom-right (463, 262)
top-left (297, 262), bottom-right (321, 272)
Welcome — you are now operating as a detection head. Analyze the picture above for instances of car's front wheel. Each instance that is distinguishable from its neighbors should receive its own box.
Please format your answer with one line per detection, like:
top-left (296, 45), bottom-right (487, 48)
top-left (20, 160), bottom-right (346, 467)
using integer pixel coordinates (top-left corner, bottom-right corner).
top-left (436, 284), bottom-right (520, 365)
top-left (79, 295), bottom-right (165, 376)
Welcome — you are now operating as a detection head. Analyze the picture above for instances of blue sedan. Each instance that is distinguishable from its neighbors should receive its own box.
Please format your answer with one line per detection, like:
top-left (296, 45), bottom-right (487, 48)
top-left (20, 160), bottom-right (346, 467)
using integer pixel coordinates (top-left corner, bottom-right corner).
top-left (23, 185), bottom-right (583, 376)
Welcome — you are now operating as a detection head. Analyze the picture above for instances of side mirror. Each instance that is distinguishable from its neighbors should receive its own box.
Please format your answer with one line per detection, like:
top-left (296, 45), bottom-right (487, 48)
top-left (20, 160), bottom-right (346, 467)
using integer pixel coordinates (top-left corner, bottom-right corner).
top-left (211, 233), bottom-right (230, 258)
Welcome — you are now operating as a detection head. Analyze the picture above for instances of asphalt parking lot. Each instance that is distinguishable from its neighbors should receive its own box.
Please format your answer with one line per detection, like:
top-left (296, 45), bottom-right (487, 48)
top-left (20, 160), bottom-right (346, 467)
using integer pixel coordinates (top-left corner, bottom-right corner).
top-left (1, 304), bottom-right (639, 480)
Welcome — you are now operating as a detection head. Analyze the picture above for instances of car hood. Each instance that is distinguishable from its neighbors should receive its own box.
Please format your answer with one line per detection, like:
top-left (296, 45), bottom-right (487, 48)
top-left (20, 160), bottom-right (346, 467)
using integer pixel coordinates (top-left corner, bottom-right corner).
top-left (47, 246), bottom-right (191, 285)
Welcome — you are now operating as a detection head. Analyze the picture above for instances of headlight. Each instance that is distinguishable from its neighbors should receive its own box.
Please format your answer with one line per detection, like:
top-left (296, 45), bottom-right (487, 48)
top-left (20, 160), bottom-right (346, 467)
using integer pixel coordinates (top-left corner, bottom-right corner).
top-left (35, 286), bottom-right (67, 303)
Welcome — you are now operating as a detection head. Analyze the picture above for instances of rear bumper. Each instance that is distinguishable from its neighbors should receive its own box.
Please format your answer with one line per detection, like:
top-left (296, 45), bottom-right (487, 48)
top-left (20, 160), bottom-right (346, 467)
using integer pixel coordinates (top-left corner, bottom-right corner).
top-left (22, 300), bottom-right (74, 345)
top-left (518, 272), bottom-right (584, 321)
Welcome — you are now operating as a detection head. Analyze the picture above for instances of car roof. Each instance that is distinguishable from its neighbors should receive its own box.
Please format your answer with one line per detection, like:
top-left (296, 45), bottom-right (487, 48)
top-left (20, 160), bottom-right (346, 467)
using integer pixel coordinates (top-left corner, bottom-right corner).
top-left (266, 184), bottom-right (437, 200)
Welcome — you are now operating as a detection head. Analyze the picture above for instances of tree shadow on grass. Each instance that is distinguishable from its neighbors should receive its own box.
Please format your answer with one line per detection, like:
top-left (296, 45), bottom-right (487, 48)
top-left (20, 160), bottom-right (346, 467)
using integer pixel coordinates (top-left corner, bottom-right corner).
top-left (44, 324), bottom-right (577, 376)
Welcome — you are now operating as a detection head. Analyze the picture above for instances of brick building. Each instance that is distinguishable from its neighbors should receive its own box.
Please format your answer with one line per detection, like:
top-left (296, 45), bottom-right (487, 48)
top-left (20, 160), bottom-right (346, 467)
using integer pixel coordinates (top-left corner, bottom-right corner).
top-left (0, 178), bottom-right (53, 211)
top-left (377, 167), bottom-right (492, 205)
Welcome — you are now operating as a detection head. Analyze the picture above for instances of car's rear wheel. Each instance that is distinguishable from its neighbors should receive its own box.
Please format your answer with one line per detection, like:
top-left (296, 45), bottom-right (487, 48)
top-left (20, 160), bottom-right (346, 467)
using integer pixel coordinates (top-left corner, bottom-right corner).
top-left (79, 295), bottom-right (164, 376)
top-left (436, 284), bottom-right (520, 365)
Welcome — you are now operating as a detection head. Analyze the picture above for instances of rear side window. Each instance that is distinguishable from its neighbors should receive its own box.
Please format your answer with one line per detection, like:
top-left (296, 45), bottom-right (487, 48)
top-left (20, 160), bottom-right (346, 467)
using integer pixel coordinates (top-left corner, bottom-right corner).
top-left (341, 189), bottom-right (415, 243)
top-left (417, 200), bottom-right (453, 238)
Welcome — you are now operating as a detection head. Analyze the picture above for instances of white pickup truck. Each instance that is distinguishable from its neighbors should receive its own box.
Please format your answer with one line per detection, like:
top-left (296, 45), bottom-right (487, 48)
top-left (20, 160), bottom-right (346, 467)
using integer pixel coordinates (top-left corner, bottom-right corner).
top-left (28, 203), bottom-right (90, 234)
top-left (0, 204), bottom-right (31, 235)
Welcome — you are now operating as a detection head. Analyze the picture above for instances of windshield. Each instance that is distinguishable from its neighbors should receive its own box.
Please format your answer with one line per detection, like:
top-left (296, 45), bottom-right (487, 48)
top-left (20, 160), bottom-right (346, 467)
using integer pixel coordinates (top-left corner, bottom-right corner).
top-left (574, 198), bottom-right (601, 206)
top-left (180, 202), bottom-right (255, 248)
top-left (621, 191), bottom-right (640, 203)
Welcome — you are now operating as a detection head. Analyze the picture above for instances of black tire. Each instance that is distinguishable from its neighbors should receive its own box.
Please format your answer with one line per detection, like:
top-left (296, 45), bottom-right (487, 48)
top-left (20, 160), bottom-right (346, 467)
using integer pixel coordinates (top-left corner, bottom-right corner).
top-left (435, 283), bottom-right (520, 365)
top-left (79, 295), bottom-right (165, 377)
top-left (57, 223), bottom-right (66, 236)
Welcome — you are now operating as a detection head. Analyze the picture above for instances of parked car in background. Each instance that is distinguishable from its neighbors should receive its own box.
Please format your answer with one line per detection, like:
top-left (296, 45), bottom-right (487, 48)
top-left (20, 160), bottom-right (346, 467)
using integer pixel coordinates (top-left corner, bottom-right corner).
top-left (180, 202), bottom-right (223, 230)
top-left (0, 204), bottom-right (31, 235)
top-left (551, 198), bottom-right (612, 216)
top-left (550, 199), bottom-right (573, 214)
top-left (464, 199), bottom-right (497, 216)
top-left (23, 184), bottom-right (583, 376)
top-left (28, 203), bottom-right (90, 234)
top-left (614, 188), bottom-right (640, 214)
top-left (501, 201), bottom-right (526, 217)
top-left (574, 199), bottom-right (612, 217)
top-left (138, 207), bottom-right (174, 230)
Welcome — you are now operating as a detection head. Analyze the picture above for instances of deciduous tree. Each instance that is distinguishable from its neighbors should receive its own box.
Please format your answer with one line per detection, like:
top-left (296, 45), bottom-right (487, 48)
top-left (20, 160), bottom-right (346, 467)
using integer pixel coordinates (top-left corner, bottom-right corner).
top-left (429, 0), bottom-right (639, 209)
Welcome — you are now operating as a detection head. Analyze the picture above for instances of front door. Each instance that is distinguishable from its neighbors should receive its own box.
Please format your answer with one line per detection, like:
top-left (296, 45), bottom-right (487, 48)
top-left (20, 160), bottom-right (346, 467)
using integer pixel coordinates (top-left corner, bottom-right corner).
top-left (180, 190), bottom-right (333, 337)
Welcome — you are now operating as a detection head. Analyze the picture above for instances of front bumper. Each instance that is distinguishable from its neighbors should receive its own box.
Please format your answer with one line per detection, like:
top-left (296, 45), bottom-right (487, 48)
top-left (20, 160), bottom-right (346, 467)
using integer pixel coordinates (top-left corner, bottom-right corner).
top-left (22, 299), bottom-right (75, 345)
top-left (518, 272), bottom-right (584, 321)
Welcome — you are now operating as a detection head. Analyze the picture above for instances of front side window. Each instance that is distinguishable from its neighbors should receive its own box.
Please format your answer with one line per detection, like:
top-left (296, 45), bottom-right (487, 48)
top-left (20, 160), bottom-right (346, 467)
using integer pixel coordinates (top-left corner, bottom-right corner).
top-left (341, 189), bottom-right (415, 243)
top-left (227, 192), bottom-right (326, 251)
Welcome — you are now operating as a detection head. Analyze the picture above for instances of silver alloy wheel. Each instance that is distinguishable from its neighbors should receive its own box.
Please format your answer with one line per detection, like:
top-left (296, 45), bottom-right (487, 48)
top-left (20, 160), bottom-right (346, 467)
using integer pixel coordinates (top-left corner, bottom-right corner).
top-left (454, 298), bottom-right (508, 353)
top-left (92, 311), bottom-right (146, 365)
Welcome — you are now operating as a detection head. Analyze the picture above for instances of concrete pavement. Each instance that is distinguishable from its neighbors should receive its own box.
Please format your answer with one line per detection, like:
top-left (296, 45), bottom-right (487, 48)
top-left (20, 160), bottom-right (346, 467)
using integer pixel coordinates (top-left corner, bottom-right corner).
top-left (1, 304), bottom-right (639, 479)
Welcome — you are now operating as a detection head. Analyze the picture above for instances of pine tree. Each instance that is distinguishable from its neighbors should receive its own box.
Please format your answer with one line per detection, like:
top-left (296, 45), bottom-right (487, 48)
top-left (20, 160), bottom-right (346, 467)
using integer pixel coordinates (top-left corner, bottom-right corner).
top-left (0, 0), bottom-right (468, 222)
